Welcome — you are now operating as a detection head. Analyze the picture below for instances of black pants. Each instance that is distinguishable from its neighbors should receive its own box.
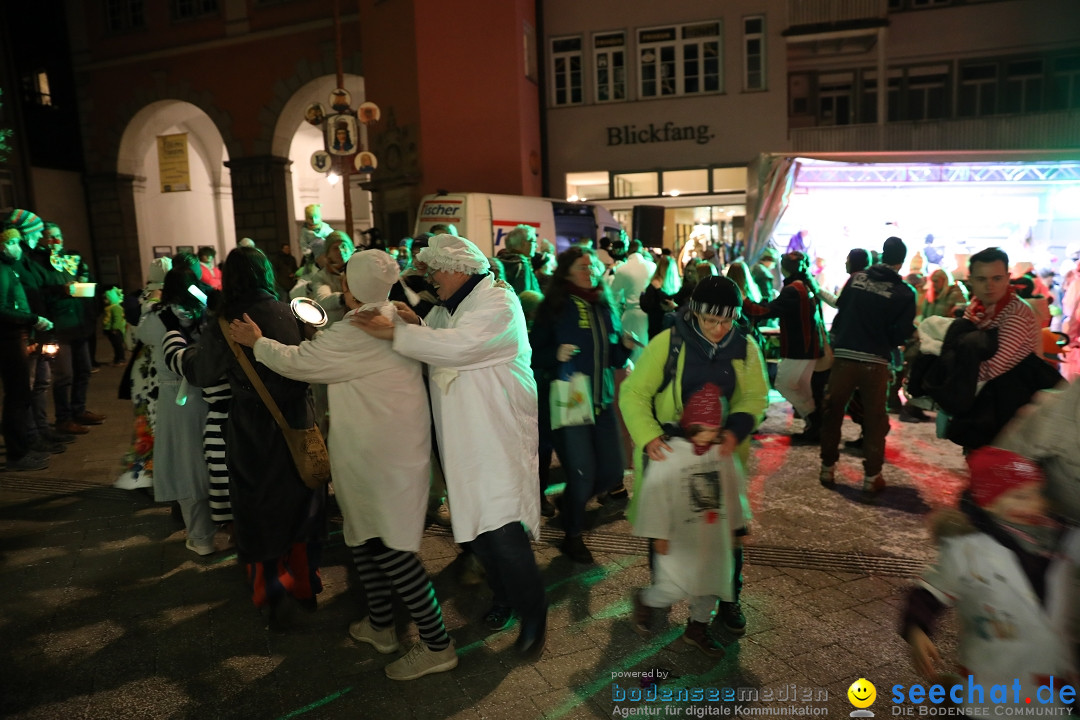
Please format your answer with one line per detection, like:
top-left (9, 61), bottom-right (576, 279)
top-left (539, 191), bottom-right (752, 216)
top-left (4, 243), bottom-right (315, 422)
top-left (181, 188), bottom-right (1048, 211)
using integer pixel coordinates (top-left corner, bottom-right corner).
top-left (105, 330), bottom-right (125, 364)
top-left (0, 330), bottom-right (32, 460)
top-left (470, 522), bottom-right (547, 623)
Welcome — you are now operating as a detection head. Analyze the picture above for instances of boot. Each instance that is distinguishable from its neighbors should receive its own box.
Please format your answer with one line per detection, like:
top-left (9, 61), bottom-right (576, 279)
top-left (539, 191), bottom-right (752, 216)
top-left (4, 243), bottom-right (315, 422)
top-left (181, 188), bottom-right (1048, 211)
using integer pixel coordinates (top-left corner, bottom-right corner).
top-left (719, 547), bottom-right (747, 635)
top-left (630, 589), bottom-right (652, 637)
top-left (682, 620), bottom-right (725, 657)
top-left (791, 410), bottom-right (821, 444)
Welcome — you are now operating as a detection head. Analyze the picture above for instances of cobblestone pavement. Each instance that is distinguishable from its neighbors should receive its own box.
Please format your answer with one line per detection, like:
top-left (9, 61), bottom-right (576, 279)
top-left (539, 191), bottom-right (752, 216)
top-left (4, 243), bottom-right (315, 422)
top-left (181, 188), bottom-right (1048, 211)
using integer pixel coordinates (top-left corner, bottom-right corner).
top-left (0, 365), bottom-right (962, 719)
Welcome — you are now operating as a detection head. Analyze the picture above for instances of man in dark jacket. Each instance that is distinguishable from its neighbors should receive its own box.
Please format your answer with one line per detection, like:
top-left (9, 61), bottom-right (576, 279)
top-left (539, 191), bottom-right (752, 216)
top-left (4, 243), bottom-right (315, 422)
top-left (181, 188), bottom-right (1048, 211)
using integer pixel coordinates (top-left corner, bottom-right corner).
top-left (819, 236), bottom-right (916, 500)
top-left (0, 228), bottom-right (54, 471)
top-left (495, 224), bottom-right (541, 296)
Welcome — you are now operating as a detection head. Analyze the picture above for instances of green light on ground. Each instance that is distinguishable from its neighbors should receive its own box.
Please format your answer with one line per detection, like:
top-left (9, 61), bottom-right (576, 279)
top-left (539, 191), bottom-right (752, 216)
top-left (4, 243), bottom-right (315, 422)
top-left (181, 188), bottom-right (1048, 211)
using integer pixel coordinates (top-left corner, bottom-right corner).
top-left (276, 686), bottom-right (353, 720)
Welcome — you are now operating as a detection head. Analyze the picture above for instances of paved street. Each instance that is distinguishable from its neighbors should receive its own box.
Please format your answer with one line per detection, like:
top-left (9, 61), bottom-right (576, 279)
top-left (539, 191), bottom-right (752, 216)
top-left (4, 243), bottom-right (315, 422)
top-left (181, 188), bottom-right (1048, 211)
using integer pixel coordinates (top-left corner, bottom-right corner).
top-left (0, 362), bottom-right (963, 720)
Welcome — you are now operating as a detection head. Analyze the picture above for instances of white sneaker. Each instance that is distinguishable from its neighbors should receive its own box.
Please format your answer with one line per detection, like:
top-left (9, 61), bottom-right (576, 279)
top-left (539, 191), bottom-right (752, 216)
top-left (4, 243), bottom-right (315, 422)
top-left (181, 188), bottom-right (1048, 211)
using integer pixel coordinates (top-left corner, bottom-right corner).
top-left (185, 538), bottom-right (216, 556)
top-left (349, 617), bottom-right (399, 654)
top-left (385, 641), bottom-right (458, 681)
top-left (114, 470), bottom-right (153, 490)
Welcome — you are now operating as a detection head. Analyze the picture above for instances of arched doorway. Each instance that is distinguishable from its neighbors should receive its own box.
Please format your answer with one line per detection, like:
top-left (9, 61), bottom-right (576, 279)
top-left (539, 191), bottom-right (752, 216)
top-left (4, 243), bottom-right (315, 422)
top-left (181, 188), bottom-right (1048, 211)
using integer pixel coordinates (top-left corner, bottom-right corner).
top-left (271, 74), bottom-right (373, 250)
top-left (117, 100), bottom-right (234, 281)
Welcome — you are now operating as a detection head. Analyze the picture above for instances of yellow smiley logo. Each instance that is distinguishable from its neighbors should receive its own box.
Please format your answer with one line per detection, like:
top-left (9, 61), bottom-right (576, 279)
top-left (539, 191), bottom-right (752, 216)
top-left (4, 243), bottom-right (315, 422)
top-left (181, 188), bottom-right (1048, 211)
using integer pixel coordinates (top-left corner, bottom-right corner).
top-left (848, 678), bottom-right (877, 709)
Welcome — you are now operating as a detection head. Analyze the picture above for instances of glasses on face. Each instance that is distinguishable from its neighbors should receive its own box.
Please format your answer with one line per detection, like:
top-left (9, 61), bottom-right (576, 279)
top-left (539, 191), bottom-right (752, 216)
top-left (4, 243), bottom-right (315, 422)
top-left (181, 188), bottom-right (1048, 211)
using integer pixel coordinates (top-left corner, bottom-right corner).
top-left (696, 314), bottom-right (734, 329)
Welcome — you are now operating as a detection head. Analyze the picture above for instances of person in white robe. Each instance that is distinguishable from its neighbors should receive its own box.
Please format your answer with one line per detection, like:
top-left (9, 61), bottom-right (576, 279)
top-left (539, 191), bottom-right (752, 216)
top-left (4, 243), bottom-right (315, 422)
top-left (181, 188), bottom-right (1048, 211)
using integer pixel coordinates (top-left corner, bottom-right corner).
top-left (352, 234), bottom-right (548, 660)
top-left (228, 250), bottom-right (457, 681)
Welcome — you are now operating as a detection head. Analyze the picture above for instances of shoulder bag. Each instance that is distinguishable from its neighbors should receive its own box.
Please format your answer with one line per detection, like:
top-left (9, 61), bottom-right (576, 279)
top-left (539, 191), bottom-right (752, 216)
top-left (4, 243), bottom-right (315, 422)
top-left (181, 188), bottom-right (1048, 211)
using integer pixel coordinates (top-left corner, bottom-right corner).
top-left (218, 316), bottom-right (331, 490)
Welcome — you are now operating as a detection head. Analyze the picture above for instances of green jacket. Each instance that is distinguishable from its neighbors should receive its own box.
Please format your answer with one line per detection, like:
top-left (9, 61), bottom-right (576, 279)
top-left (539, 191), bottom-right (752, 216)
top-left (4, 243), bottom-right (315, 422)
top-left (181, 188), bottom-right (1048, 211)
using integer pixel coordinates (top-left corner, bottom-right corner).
top-left (619, 327), bottom-right (769, 522)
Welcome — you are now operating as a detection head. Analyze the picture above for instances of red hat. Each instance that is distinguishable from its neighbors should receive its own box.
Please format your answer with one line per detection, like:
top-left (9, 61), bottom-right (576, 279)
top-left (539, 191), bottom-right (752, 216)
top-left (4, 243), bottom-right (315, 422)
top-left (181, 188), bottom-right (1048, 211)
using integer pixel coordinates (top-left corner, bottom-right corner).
top-left (681, 383), bottom-right (724, 432)
top-left (965, 446), bottom-right (1044, 508)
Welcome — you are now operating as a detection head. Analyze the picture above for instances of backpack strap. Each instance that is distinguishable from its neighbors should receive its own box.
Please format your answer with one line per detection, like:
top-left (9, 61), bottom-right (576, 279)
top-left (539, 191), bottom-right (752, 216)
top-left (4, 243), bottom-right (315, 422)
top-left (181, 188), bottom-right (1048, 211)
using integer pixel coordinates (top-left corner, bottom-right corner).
top-left (659, 330), bottom-right (683, 395)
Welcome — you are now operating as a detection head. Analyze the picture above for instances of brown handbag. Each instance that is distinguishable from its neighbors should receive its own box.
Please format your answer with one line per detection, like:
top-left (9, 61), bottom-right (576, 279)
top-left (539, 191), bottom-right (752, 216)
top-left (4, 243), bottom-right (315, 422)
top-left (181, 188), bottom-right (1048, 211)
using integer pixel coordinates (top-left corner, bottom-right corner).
top-left (219, 316), bottom-right (331, 490)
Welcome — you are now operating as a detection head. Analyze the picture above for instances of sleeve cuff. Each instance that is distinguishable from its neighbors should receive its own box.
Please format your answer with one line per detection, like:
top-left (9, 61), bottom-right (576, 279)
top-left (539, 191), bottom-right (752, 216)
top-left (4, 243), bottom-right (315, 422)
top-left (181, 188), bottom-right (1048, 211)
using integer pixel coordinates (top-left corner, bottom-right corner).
top-left (726, 412), bottom-right (755, 443)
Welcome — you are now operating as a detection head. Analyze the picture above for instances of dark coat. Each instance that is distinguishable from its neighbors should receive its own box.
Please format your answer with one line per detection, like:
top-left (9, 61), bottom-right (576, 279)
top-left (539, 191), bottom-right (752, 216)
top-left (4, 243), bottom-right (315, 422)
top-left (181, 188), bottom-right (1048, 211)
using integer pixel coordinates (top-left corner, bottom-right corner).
top-left (742, 276), bottom-right (825, 360)
top-left (179, 292), bottom-right (325, 563)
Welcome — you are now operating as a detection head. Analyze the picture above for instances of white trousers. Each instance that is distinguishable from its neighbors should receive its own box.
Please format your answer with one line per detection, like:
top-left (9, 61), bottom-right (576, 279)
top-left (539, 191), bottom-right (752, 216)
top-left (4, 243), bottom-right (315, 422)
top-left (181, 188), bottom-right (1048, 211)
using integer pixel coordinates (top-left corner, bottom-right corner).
top-left (179, 496), bottom-right (216, 545)
top-left (641, 560), bottom-right (718, 623)
top-left (775, 358), bottom-right (816, 417)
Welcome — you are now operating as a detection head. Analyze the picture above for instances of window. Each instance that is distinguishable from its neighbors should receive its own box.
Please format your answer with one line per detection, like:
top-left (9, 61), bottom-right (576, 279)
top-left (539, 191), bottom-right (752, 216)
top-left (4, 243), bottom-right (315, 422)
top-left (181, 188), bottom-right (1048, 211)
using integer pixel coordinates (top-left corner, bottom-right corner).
top-left (593, 32), bottom-right (626, 103)
top-left (1004, 59), bottom-right (1043, 113)
top-left (22, 71), bottom-right (52, 107)
top-left (958, 63), bottom-right (998, 117)
top-left (638, 21), bottom-right (722, 99)
top-left (613, 172), bottom-right (659, 198)
top-left (906, 66), bottom-right (948, 120)
top-left (107, 0), bottom-right (145, 31)
top-left (711, 167), bottom-right (745, 193)
top-left (566, 171), bottom-right (610, 201)
top-left (861, 70), bottom-right (901, 123)
top-left (789, 73), bottom-right (811, 115)
top-left (743, 16), bottom-right (766, 91)
top-left (661, 169), bottom-right (709, 196)
top-left (551, 37), bottom-right (583, 106)
top-left (1049, 55), bottom-right (1080, 110)
top-left (817, 73), bottom-right (853, 125)
top-left (171, 0), bottom-right (218, 20)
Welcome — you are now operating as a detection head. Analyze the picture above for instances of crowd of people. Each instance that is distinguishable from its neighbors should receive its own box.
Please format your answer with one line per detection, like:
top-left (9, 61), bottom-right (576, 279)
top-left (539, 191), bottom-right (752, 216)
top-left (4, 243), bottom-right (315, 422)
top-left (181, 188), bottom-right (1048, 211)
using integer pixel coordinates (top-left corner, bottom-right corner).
top-left (3, 203), bottom-right (1080, 696)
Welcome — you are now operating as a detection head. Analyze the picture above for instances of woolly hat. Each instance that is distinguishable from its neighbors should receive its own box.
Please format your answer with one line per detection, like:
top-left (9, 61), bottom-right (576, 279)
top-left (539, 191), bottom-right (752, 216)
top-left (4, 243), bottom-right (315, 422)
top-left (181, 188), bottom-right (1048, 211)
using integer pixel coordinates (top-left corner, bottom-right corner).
top-left (689, 276), bottom-right (742, 318)
top-left (882, 236), bottom-right (907, 266)
top-left (966, 446), bottom-right (1044, 508)
top-left (7, 209), bottom-right (43, 236)
top-left (1, 229), bottom-right (20, 244)
top-left (146, 256), bottom-right (172, 291)
top-left (347, 249), bottom-right (400, 303)
top-left (416, 234), bottom-right (489, 275)
top-left (681, 383), bottom-right (724, 431)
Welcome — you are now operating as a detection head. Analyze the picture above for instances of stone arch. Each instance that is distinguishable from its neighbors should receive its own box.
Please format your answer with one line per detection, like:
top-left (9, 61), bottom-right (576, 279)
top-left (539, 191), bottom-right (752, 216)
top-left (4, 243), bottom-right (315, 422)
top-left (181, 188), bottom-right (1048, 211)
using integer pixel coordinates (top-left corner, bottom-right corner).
top-left (116, 99), bottom-right (236, 280)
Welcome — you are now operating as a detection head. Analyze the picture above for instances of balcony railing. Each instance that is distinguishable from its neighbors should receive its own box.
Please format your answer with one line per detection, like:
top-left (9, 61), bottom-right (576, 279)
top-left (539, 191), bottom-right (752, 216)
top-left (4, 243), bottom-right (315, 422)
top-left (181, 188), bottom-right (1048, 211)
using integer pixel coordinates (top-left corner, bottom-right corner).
top-left (786, 0), bottom-right (888, 29)
top-left (790, 111), bottom-right (1080, 152)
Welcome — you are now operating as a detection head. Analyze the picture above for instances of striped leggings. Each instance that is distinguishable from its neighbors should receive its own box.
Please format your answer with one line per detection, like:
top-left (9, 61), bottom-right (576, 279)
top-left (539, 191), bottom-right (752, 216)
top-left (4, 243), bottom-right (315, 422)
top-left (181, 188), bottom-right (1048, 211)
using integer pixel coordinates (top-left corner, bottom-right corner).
top-left (351, 539), bottom-right (450, 651)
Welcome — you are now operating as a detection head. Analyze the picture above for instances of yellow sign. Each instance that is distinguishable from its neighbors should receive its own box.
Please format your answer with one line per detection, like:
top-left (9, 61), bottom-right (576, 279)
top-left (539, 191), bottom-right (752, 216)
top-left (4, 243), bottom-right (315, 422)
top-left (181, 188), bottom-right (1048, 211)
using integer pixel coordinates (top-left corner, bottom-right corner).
top-left (157, 133), bottom-right (190, 193)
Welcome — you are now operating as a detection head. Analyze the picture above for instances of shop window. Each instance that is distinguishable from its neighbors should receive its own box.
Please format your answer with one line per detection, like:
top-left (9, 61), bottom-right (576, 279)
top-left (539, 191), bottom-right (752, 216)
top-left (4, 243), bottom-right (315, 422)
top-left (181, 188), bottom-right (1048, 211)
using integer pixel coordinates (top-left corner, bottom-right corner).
top-left (817, 73), bottom-right (853, 126)
top-left (551, 37), bottom-right (583, 107)
top-left (171, 0), bottom-right (218, 21)
top-left (711, 167), bottom-right (745, 193)
top-left (743, 16), bottom-right (766, 91)
top-left (1004, 59), bottom-right (1043, 113)
top-left (613, 172), bottom-right (659, 198)
top-left (662, 169), bottom-right (709, 196)
top-left (958, 63), bottom-right (998, 117)
top-left (107, 0), bottom-right (145, 31)
top-left (638, 21), bottom-right (722, 99)
top-left (1049, 55), bottom-right (1080, 110)
top-left (566, 171), bottom-right (610, 201)
top-left (593, 32), bottom-right (626, 103)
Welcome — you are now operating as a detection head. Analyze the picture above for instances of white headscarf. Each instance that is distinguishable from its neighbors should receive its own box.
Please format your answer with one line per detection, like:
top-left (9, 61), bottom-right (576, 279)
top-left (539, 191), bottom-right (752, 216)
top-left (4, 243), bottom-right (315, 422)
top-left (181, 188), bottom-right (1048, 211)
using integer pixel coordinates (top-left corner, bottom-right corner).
top-left (346, 250), bottom-right (400, 303)
top-left (416, 234), bottom-right (489, 275)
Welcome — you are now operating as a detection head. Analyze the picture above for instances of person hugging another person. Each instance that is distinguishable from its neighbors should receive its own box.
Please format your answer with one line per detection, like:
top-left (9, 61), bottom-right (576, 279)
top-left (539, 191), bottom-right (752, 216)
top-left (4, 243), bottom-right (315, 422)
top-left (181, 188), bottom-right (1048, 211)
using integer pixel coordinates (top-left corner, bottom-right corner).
top-left (901, 447), bottom-right (1080, 711)
top-left (630, 383), bottom-right (746, 657)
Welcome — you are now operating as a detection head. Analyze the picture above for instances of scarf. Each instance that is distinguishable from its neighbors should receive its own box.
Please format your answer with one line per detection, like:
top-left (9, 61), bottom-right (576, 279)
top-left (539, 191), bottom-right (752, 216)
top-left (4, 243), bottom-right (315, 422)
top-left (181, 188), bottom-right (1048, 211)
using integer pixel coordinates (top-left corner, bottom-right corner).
top-left (963, 285), bottom-right (1016, 329)
top-left (566, 281), bottom-right (601, 304)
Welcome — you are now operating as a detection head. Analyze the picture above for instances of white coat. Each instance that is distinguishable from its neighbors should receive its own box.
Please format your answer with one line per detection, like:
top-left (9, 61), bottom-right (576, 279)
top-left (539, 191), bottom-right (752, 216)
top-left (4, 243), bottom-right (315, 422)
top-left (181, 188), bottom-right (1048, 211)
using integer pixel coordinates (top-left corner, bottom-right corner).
top-left (393, 275), bottom-right (540, 543)
top-left (919, 529), bottom-right (1080, 710)
top-left (252, 302), bottom-right (431, 552)
top-left (631, 439), bottom-right (747, 601)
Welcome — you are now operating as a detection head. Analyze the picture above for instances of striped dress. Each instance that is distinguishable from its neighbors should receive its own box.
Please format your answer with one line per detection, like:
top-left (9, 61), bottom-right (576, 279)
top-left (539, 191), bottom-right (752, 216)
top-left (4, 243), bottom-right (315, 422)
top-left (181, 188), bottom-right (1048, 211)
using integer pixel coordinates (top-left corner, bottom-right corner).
top-left (163, 331), bottom-right (233, 523)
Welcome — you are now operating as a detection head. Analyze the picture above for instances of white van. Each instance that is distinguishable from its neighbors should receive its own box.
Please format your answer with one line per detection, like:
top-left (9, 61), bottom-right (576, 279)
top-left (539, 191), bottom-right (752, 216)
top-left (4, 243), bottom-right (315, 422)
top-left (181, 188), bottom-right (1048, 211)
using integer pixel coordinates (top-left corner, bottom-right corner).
top-left (414, 192), bottom-right (621, 256)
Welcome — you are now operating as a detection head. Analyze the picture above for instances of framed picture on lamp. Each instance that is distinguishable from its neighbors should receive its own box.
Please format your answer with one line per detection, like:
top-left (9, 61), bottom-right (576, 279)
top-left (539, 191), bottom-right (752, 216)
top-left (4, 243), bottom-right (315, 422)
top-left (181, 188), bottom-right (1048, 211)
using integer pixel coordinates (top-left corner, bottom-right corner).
top-left (152, 245), bottom-right (171, 258)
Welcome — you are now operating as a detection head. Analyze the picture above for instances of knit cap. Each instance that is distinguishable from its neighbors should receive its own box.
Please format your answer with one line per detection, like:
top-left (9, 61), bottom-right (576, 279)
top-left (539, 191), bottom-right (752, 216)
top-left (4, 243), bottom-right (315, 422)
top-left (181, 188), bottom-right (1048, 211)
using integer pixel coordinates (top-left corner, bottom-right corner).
top-left (689, 276), bottom-right (742, 318)
top-left (966, 446), bottom-right (1044, 508)
top-left (681, 383), bottom-right (724, 431)
top-left (7, 209), bottom-right (43, 236)
top-left (346, 249), bottom-right (400, 303)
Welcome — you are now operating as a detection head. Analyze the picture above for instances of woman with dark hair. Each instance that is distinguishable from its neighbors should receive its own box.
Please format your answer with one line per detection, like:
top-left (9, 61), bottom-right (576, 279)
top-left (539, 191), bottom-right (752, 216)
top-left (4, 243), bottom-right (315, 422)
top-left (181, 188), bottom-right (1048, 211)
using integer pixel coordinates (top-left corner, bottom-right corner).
top-left (639, 254), bottom-right (685, 339)
top-left (530, 247), bottom-right (635, 564)
top-left (742, 251), bottom-right (827, 441)
top-left (134, 265), bottom-right (215, 555)
top-left (164, 247), bottom-right (325, 630)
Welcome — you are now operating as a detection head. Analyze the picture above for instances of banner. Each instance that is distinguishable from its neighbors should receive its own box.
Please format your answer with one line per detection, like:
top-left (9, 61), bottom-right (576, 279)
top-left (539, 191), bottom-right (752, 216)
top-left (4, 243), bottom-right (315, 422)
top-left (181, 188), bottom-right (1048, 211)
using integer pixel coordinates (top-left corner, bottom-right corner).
top-left (157, 133), bottom-right (190, 192)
